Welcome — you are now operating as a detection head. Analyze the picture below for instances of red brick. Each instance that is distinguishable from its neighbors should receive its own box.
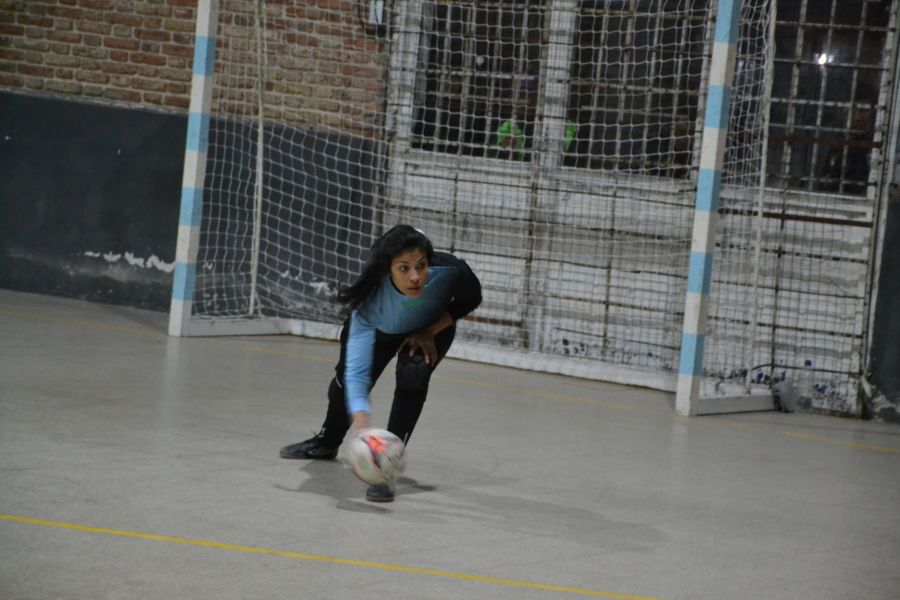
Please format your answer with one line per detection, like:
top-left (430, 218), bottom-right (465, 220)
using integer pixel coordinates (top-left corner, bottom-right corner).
top-left (108, 50), bottom-right (129, 61)
top-left (131, 52), bottom-right (166, 66)
top-left (135, 3), bottom-right (171, 17)
top-left (134, 64), bottom-right (158, 78)
top-left (161, 43), bottom-right (192, 58)
top-left (104, 36), bottom-right (140, 51)
top-left (163, 94), bottom-right (189, 109)
top-left (103, 87), bottom-right (141, 102)
top-left (73, 45), bottom-right (106, 59)
top-left (45, 80), bottom-right (84, 94)
top-left (0, 24), bottom-right (26, 36)
top-left (48, 7), bottom-right (83, 19)
top-left (76, 69), bottom-right (109, 84)
top-left (18, 64), bottom-right (55, 77)
top-left (285, 33), bottom-right (319, 47)
top-left (0, 48), bottom-right (25, 61)
top-left (135, 28), bottom-right (169, 42)
top-left (78, 0), bottom-right (114, 9)
top-left (158, 67), bottom-right (190, 81)
top-left (161, 18), bottom-right (193, 32)
top-left (17, 14), bottom-right (54, 27)
top-left (76, 21), bottom-right (111, 34)
top-left (316, 0), bottom-right (352, 10)
top-left (23, 2), bottom-right (47, 15)
top-left (12, 39), bottom-right (50, 52)
top-left (142, 91), bottom-right (164, 105)
top-left (47, 30), bottom-right (81, 43)
top-left (44, 53), bottom-right (80, 67)
top-left (102, 62), bottom-right (137, 75)
top-left (0, 73), bottom-right (25, 87)
top-left (82, 84), bottom-right (105, 96)
top-left (106, 13), bottom-right (141, 27)
top-left (111, 24), bottom-right (133, 37)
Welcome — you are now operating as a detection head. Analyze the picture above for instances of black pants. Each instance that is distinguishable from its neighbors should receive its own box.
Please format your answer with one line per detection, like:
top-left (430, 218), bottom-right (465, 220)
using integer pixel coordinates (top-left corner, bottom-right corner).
top-left (319, 318), bottom-right (456, 448)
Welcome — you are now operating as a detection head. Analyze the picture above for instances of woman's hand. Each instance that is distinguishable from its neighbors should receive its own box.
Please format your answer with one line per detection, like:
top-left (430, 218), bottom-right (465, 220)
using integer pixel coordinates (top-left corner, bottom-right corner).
top-left (402, 329), bottom-right (438, 365)
top-left (350, 411), bottom-right (371, 432)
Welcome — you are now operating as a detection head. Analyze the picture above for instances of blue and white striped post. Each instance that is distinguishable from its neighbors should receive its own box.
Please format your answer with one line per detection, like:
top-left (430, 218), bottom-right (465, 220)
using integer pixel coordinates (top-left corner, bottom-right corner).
top-left (169, 0), bottom-right (218, 337)
top-left (676, 0), bottom-right (742, 415)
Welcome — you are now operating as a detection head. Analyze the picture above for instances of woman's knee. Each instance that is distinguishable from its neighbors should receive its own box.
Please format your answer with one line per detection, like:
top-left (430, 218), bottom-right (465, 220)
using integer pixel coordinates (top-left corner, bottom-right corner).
top-left (396, 354), bottom-right (431, 393)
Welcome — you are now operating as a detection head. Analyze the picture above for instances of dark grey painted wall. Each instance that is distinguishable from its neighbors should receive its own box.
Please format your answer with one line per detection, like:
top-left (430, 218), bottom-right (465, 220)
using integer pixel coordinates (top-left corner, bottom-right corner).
top-left (0, 92), bottom-right (183, 309)
top-left (868, 188), bottom-right (900, 422)
top-left (0, 91), bottom-right (375, 318)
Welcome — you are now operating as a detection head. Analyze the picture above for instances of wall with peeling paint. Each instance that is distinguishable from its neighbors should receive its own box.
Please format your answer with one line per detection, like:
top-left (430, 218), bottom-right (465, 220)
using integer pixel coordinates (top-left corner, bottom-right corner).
top-left (0, 91), bottom-right (376, 316)
top-left (866, 151), bottom-right (900, 422)
top-left (0, 92), bottom-right (182, 310)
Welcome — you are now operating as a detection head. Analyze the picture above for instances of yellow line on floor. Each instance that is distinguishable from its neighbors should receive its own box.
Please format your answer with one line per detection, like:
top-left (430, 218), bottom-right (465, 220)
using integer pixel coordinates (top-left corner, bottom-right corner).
top-left (0, 514), bottom-right (659, 600)
top-left (781, 431), bottom-right (900, 455)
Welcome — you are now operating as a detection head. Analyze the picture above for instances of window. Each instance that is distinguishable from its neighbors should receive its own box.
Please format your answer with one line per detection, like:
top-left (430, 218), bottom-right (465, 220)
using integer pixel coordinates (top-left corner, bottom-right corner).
top-left (563, 0), bottom-right (708, 177)
top-left (407, 0), bottom-right (893, 192)
top-left (411, 1), bottom-right (546, 161)
top-left (767, 0), bottom-right (891, 196)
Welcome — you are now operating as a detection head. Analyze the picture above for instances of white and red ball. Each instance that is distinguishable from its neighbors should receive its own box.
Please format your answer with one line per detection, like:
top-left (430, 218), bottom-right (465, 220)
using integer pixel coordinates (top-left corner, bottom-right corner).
top-left (344, 428), bottom-right (405, 485)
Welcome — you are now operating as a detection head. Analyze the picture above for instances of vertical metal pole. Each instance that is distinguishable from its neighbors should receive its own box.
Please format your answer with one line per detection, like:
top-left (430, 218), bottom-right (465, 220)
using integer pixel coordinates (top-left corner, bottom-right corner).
top-left (744, 0), bottom-right (776, 392)
top-left (676, 0), bottom-right (742, 415)
top-left (249, 0), bottom-right (267, 316)
top-left (169, 0), bottom-right (218, 337)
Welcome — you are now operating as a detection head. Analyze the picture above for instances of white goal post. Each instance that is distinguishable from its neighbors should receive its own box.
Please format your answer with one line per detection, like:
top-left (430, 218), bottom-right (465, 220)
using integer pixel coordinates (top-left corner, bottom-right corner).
top-left (170, 0), bottom-right (887, 416)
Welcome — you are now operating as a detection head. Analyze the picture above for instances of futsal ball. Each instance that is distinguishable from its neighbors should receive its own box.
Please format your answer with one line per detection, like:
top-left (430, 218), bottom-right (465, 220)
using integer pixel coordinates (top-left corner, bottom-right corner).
top-left (345, 428), bottom-right (405, 485)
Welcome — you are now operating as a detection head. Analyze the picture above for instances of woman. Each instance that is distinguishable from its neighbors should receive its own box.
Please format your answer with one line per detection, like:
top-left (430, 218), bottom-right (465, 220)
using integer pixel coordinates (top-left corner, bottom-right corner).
top-left (280, 225), bottom-right (482, 502)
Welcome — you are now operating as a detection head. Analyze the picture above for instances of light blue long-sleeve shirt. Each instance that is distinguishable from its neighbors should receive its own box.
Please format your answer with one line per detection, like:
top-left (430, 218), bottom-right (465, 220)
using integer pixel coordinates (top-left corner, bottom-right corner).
top-left (343, 253), bottom-right (481, 415)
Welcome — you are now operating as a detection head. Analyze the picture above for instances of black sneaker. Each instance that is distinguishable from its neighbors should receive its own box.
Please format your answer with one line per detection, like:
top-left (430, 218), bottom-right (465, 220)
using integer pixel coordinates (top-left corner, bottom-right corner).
top-left (279, 434), bottom-right (338, 460)
top-left (366, 482), bottom-right (395, 503)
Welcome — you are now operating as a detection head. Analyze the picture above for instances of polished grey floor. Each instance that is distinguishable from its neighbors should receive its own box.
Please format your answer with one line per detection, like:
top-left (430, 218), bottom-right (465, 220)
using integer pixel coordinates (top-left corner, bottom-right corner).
top-left (1, 288), bottom-right (898, 600)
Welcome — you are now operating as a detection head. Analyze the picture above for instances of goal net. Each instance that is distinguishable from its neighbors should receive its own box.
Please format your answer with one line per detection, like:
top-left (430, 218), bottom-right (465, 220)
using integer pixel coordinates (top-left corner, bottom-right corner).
top-left (174, 0), bottom-right (876, 414)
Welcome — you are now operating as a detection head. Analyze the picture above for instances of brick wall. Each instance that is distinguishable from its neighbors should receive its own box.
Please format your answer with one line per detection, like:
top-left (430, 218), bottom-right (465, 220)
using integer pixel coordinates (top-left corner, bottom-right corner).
top-left (0, 0), bottom-right (386, 135)
top-left (0, 0), bottom-right (197, 110)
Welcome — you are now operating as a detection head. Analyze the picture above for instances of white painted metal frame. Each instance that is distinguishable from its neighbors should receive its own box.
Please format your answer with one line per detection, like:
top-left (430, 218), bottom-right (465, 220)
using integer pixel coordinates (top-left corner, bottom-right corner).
top-left (675, 0), bottom-right (750, 415)
top-left (169, 0), bottom-right (219, 337)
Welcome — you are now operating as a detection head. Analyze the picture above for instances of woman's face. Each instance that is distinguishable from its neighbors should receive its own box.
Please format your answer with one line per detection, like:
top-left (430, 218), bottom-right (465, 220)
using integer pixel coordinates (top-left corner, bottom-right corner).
top-left (389, 249), bottom-right (429, 297)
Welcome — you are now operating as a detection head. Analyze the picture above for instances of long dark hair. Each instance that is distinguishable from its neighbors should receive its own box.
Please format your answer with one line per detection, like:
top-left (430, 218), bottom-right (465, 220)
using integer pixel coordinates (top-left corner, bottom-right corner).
top-left (337, 224), bottom-right (434, 309)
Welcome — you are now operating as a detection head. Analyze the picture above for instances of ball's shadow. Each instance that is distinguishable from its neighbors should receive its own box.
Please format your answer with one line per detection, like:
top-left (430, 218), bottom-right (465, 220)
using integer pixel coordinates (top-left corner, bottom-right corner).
top-left (273, 459), bottom-right (436, 508)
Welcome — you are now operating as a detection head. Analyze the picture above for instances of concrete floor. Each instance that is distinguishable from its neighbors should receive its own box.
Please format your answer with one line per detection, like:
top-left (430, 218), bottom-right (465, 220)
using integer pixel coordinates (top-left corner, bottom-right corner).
top-left (1, 288), bottom-right (898, 600)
